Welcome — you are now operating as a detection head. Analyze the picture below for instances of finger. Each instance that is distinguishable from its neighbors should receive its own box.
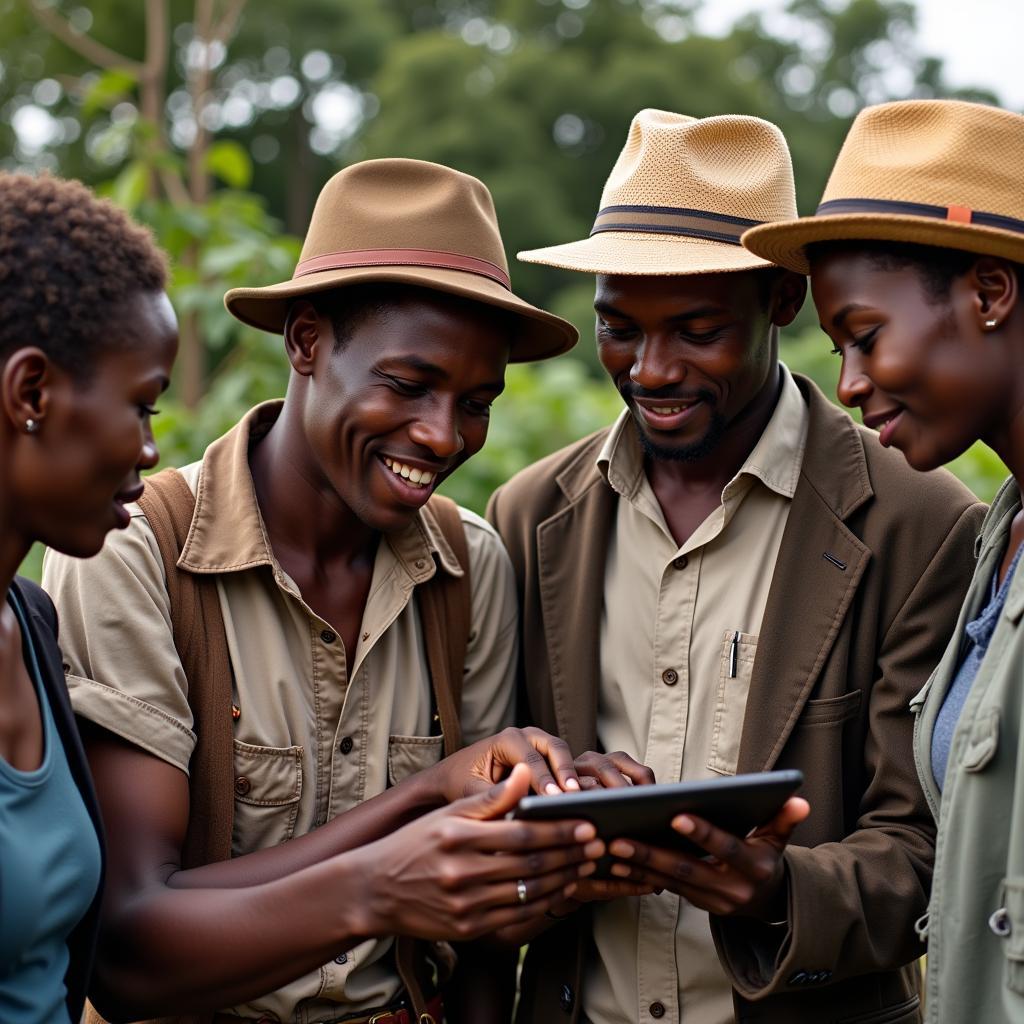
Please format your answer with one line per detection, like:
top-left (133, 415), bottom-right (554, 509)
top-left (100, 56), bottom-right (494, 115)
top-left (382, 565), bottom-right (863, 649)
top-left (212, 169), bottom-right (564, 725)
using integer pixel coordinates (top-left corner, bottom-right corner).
top-left (604, 751), bottom-right (656, 787)
top-left (468, 840), bottom-right (606, 885)
top-left (749, 797), bottom-right (811, 840)
top-left (449, 879), bottom-right (583, 939)
top-left (668, 815), bottom-right (766, 876)
top-left (452, 762), bottom-right (533, 821)
top-left (572, 877), bottom-right (658, 902)
top-left (521, 727), bottom-right (582, 793)
top-left (489, 862), bottom-right (592, 911)
top-left (573, 751), bottom-right (632, 789)
top-left (452, 816), bottom-right (601, 854)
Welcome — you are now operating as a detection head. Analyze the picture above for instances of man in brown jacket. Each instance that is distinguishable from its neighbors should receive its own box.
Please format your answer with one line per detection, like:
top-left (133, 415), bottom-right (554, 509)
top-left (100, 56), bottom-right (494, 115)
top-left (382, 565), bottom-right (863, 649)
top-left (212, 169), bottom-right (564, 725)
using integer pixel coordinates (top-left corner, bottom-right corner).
top-left (487, 110), bottom-right (984, 1024)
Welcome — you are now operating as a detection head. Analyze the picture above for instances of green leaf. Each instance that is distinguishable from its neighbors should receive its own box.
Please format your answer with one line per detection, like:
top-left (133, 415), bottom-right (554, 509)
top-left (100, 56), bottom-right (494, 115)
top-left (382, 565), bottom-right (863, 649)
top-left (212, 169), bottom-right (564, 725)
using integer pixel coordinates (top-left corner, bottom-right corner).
top-left (109, 160), bottom-right (149, 211)
top-left (82, 69), bottom-right (137, 115)
top-left (205, 140), bottom-right (253, 189)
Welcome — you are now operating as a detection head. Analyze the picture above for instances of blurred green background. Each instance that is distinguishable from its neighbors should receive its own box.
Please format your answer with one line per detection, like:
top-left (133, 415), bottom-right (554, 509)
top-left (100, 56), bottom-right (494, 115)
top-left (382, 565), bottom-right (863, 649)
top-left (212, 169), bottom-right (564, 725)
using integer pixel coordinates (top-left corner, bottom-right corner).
top-left (2, 0), bottom-right (1010, 582)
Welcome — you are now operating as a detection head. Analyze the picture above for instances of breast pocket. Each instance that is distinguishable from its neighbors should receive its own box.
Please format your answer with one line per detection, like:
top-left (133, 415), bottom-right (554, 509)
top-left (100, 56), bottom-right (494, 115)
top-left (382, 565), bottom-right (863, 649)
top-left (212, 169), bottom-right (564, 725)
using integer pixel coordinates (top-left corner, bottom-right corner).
top-left (388, 734), bottom-right (445, 787)
top-left (231, 739), bottom-right (303, 857)
top-left (707, 631), bottom-right (757, 776)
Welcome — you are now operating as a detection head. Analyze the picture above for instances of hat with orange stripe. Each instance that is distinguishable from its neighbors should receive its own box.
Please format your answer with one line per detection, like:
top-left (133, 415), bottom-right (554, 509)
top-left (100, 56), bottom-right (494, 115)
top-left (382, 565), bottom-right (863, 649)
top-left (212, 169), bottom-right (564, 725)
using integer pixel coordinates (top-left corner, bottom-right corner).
top-left (518, 108), bottom-right (798, 275)
top-left (742, 99), bottom-right (1024, 274)
top-left (225, 158), bottom-right (577, 361)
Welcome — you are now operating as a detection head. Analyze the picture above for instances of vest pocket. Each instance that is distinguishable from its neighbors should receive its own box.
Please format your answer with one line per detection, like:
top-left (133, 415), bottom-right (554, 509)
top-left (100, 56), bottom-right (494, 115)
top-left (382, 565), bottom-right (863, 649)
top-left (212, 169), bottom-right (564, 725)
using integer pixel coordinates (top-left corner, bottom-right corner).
top-left (230, 739), bottom-right (303, 857)
top-left (707, 631), bottom-right (757, 776)
top-left (388, 734), bottom-right (445, 786)
top-left (998, 877), bottom-right (1024, 995)
top-left (961, 707), bottom-right (1000, 772)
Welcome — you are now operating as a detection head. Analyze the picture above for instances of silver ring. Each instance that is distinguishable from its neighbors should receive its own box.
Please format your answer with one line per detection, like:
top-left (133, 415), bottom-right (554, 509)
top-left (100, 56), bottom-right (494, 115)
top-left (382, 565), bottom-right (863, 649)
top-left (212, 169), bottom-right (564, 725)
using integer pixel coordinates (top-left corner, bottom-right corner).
top-left (516, 879), bottom-right (528, 905)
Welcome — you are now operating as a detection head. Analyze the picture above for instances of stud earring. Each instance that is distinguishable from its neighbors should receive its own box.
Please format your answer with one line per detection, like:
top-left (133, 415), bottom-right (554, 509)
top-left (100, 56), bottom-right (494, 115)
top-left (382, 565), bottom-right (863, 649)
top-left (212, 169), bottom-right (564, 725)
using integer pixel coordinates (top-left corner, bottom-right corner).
top-left (985, 319), bottom-right (999, 329)
top-left (24, 418), bottom-right (38, 434)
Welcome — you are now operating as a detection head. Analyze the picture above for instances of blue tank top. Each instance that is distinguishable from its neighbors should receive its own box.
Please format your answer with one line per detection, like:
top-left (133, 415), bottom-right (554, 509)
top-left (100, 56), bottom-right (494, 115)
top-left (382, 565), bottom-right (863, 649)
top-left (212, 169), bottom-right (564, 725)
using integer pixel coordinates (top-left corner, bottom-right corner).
top-left (0, 589), bottom-right (102, 1022)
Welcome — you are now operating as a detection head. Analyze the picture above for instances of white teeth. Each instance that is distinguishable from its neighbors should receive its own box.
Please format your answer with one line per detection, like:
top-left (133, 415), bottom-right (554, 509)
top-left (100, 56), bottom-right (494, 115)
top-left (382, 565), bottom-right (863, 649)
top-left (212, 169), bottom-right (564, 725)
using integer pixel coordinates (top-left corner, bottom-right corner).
top-left (382, 457), bottom-right (435, 488)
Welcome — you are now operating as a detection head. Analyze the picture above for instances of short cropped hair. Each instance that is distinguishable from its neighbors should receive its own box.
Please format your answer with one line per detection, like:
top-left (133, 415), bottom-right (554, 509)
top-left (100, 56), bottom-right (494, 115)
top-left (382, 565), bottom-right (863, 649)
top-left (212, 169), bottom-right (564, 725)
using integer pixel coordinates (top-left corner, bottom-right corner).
top-left (805, 239), bottom-right (1007, 303)
top-left (0, 173), bottom-right (168, 377)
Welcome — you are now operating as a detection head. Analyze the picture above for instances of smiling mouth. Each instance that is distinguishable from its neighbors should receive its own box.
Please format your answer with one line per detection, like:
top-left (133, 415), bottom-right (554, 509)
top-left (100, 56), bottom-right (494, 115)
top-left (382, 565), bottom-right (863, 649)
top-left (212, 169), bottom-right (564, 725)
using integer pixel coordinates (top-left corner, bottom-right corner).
top-left (382, 456), bottom-right (437, 489)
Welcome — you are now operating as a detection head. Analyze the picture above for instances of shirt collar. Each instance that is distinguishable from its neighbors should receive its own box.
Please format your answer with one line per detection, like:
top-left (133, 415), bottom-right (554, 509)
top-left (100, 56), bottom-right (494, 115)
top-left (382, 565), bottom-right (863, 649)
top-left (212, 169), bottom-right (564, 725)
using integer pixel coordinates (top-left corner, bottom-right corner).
top-left (596, 363), bottom-right (809, 504)
top-left (177, 400), bottom-right (462, 581)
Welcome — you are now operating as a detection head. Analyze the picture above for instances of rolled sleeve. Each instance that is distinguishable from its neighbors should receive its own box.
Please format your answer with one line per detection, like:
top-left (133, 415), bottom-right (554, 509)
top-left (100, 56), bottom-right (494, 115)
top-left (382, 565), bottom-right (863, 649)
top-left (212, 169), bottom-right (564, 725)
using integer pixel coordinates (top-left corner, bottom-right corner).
top-left (42, 508), bottom-right (196, 776)
top-left (457, 508), bottom-right (518, 744)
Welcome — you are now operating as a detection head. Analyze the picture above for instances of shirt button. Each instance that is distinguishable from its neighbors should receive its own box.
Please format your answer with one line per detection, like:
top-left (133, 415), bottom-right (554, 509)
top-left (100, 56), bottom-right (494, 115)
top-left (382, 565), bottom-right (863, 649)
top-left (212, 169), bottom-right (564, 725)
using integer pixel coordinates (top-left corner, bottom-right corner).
top-left (234, 776), bottom-right (251, 796)
top-left (415, 558), bottom-right (426, 569)
top-left (650, 1002), bottom-right (666, 1018)
top-left (340, 736), bottom-right (354, 755)
top-left (320, 629), bottom-right (336, 644)
top-left (334, 952), bottom-right (348, 965)
top-left (672, 555), bottom-right (688, 570)
top-left (662, 668), bottom-right (679, 686)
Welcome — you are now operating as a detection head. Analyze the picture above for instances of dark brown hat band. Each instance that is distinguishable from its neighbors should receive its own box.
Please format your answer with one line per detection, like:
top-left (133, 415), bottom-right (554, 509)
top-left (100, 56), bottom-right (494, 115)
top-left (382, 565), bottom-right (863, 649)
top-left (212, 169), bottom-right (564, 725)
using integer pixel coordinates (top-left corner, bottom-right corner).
top-left (591, 204), bottom-right (763, 245)
top-left (816, 197), bottom-right (1024, 235)
top-left (292, 247), bottom-right (511, 289)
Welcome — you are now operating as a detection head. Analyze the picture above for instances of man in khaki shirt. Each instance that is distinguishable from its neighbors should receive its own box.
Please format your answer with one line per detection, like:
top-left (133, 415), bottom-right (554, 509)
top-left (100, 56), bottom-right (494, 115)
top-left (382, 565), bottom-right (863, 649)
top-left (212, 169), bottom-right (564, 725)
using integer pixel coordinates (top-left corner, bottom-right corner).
top-left (489, 111), bottom-right (983, 1023)
top-left (42, 159), bottom-right (600, 1023)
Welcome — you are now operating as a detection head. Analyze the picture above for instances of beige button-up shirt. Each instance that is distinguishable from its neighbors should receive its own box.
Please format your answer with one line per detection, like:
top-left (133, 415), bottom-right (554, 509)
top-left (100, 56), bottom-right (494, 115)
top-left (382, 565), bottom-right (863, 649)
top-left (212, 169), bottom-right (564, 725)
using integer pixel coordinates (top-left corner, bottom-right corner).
top-left (42, 402), bottom-right (518, 1023)
top-left (584, 367), bottom-right (809, 1024)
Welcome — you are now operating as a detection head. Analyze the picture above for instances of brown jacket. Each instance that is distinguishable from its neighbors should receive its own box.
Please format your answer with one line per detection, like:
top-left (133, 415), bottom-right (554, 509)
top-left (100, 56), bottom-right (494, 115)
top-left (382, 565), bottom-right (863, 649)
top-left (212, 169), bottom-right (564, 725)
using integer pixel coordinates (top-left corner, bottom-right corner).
top-left (487, 376), bottom-right (984, 1024)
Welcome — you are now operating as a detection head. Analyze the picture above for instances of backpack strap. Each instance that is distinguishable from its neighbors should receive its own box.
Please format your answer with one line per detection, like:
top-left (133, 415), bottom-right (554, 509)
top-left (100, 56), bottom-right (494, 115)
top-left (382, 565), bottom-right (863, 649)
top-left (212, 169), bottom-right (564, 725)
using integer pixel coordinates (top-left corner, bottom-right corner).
top-left (417, 494), bottom-right (472, 757)
top-left (135, 468), bottom-right (235, 869)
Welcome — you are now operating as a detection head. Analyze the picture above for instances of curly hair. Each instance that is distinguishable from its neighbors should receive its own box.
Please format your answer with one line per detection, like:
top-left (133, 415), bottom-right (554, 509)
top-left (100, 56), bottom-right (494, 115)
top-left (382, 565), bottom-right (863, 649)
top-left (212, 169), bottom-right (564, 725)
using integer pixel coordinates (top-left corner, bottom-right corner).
top-left (0, 173), bottom-right (169, 377)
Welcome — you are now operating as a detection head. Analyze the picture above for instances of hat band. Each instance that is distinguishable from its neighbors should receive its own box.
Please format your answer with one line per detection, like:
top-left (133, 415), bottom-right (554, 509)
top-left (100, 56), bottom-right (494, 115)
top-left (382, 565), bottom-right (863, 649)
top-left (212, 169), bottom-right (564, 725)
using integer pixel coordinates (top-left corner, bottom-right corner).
top-left (816, 197), bottom-right (1024, 235)
top-left (591, 204), bottom-right (763, 245)
top-left (292, 248), bottom-right (511, 290)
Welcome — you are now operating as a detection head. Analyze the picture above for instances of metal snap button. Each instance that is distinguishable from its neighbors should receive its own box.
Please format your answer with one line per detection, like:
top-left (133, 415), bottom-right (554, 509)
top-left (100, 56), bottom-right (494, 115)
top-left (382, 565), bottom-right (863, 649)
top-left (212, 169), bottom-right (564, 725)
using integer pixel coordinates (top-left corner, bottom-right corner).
top-left (650, 1002), bottom-right (666, 1018)
top-left (990, 907), bottom-right (1012, 937)
top-left (234, 776), bottom-right (251, 797)
top-left (320, 629), bottom-right (336, 644)
top-left (672, 555), bottom-right (688, 570)
top-left (662, 668), bottom-right (679, 686)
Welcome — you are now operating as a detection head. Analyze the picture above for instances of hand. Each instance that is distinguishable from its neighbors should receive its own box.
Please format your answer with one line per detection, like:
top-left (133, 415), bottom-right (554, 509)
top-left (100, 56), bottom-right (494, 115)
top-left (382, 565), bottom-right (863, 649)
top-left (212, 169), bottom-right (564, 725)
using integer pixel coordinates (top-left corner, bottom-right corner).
top-left (573, 749), bottom-right (656, 790)
top-left (359, 764), bottom-right (606, 941)
top-left (605, 797), bottom-right (811, 919)
top-left (429, 726), bottom-right (583, 803)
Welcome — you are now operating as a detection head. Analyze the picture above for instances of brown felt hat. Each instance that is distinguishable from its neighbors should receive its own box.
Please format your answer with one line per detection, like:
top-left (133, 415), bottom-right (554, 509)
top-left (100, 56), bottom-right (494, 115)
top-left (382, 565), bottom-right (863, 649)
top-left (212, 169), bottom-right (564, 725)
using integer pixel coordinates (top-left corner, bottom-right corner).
top-left (742, 99), bottom-right (1024, 274)
top-left (225, 158), bottom-right (577, 362)
top-left (517, 108), bottom-right (798, 275)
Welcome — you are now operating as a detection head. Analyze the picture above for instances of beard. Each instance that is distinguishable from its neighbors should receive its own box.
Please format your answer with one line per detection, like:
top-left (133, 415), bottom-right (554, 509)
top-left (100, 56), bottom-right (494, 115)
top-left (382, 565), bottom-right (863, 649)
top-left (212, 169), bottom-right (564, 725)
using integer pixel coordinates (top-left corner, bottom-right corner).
top-left (622, 384), bottom-right (726, 463)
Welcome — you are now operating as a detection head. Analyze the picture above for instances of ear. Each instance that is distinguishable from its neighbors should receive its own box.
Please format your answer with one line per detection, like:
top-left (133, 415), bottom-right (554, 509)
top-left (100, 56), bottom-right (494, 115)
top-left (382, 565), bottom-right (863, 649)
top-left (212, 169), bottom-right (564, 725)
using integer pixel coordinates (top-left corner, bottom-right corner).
top-left (283, 300), bottom-right (328, 375)
top-left (0, 347), bottom-right (56, 435)
top-left (969, 257), bottom-right (1018, 330)
top-left (769, 271), bottom-right (808, 328)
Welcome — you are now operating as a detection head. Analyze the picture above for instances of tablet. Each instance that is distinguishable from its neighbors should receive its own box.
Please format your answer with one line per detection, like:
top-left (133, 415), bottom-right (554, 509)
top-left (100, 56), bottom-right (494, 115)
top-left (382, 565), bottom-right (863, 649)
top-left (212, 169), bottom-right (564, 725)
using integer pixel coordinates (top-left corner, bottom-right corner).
top-left (514, 769), bottom-right (803, 871)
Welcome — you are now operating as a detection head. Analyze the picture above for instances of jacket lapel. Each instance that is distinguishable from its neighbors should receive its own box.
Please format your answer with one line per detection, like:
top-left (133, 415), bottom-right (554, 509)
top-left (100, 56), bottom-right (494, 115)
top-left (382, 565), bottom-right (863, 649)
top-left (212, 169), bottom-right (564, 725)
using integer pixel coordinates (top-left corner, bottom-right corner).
top-left (536, 436), bottom-right (616, 755)
top-left (738, 380), bottom-right (873, 773)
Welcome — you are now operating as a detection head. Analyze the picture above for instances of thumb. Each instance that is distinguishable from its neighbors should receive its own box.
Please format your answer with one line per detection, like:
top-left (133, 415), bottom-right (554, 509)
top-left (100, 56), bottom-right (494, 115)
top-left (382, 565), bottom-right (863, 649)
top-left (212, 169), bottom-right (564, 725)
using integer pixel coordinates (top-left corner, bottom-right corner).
top-left (454, 762), bottom-right (532, 821)
top-left (754, 797), bottom-right (811, 842)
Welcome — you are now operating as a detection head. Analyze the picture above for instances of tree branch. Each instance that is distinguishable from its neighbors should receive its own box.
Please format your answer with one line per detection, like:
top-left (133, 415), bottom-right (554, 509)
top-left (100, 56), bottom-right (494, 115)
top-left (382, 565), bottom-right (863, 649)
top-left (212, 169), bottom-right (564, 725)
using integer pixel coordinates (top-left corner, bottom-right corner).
top-left (25, 1), bottom-right (144, 74)
top-left (212, 0), bottom-right (247, 45)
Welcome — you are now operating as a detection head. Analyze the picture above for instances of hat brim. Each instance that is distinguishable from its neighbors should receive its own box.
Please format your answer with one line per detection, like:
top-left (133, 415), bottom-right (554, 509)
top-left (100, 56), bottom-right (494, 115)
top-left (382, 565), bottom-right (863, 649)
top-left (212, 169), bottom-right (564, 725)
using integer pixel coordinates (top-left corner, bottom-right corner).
top-left (224, 265), bottom-right (578, 363)
top-left (518, 230), bottom-right (777, 275)
top-left (742, 214), bottom-right (1024, 276)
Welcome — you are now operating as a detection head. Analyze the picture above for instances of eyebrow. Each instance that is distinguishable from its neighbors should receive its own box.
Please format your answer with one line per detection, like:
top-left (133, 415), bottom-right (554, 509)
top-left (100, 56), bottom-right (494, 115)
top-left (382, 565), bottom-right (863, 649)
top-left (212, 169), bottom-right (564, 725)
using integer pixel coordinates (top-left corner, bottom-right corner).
top-left (382, 355), bottom-right (505, 394)
top-left (594, 300), bottom-right (727, 322)
top-left (830, 302), bottom-right (870, 330)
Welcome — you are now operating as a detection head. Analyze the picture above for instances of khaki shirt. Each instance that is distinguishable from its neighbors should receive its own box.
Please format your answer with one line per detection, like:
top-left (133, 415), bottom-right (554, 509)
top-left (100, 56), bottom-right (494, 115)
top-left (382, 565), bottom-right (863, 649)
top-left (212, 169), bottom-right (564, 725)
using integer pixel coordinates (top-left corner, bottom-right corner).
top-left (42, 402), bottom-right (518, 1023)
top-left (585, 367), bottom-right (809, 1024)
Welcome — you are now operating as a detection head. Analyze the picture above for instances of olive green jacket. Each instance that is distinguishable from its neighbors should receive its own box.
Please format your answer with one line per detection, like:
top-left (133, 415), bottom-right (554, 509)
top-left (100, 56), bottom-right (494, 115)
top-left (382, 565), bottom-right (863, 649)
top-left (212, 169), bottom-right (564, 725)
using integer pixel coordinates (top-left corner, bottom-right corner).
top-left (913, 475), bottom-right (1024, 1022)
top-left (489, 375), bottom-right (984, 1024)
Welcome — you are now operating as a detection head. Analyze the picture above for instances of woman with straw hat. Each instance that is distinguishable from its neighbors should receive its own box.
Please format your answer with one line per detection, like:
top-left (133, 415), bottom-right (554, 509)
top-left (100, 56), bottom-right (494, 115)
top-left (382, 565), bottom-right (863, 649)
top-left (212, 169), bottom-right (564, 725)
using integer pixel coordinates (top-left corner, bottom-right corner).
top-left (743, 97), bottom-right (1024, 1023)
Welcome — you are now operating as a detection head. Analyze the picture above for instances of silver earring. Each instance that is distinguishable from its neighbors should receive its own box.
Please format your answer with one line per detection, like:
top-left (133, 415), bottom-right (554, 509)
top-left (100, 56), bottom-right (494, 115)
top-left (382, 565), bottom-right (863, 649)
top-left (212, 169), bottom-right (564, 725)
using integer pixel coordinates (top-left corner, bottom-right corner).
top-left (985, 319), bottom-right (999, 328)
top-left (24, 418), bottom-right (38, 434)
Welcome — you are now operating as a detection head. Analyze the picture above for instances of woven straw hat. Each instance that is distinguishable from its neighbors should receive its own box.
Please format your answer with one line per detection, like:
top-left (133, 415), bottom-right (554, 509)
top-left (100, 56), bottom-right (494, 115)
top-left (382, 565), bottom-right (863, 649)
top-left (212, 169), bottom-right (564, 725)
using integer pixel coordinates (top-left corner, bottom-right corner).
top-left (225, 158), bottom-right (577, 362)
top-left (517, 108), bottom-right (797, 275)
top-left (742, 99), bottom-right (1024, 275)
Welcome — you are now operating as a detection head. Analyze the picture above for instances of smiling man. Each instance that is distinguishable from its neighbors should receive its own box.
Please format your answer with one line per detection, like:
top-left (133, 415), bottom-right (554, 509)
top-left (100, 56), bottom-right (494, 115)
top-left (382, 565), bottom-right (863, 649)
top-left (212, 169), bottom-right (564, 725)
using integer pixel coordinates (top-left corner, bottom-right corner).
top-left (41, 160), bottom-right (586, 1024)
top-left (487, 110), bottom-right (985, 1024)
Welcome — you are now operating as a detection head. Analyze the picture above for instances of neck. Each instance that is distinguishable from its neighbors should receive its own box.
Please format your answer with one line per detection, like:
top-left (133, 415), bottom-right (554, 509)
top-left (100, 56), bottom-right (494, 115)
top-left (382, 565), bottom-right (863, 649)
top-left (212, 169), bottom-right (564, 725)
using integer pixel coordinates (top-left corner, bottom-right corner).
top-left (250, 397), bottom-right (378, 567)
top-left (981, 327), bottom-right (1024, 498)
top-left (646, 363), bottom-right (782, 496)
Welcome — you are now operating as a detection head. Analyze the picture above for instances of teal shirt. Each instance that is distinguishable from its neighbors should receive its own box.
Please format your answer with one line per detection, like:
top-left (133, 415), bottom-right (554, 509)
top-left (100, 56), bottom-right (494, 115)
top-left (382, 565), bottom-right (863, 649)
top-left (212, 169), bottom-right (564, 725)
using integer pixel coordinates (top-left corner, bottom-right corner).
top-left (0, 589), bottom-right (102, 1023)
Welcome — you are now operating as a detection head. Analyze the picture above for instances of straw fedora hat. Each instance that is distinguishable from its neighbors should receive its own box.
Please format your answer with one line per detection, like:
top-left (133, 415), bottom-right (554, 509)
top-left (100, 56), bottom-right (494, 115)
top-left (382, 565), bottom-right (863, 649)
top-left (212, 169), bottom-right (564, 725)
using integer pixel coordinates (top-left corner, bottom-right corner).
top-left (225, 158), bottom-right (577, 361)
top-left (517, 108), bottom-right (797, 275)
top-left (742, 99), bottom-right (1024, 275)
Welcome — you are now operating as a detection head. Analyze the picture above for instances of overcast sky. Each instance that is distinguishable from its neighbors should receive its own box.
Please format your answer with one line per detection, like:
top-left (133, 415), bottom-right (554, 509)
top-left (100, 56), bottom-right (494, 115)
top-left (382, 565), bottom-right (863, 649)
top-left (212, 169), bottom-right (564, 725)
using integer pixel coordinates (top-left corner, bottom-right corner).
top-left (694, 0), bottom-right (1024, 110)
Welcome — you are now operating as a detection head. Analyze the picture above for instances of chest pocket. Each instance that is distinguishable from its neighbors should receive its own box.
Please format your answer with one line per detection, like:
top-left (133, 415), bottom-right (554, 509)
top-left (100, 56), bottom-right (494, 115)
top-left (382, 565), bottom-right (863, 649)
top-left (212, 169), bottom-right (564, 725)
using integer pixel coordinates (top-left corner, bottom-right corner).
top-left (230, 739), bottom-right (303, 858)
top-left (707, 631), bottom-right (757, 776)
top-left (388, 734), bottom-right (445, 786)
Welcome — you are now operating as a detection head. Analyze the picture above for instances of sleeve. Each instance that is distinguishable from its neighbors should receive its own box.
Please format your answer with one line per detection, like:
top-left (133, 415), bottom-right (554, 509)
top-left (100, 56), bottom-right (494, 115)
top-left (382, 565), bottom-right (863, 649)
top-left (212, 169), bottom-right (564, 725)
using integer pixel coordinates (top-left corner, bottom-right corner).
top-left (711, 501), bottom-right (985, 997)
top-left (455, 508), bottom-right (519, 745)
top-left (41, 510), bottom-right (196, 776)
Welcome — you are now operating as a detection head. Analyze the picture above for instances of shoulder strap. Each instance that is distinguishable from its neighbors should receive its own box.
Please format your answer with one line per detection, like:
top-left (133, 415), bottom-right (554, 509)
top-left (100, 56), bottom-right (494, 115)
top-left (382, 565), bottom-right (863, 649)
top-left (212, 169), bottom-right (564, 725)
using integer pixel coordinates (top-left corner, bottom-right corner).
top-left (136, 469), bottom-right (235, 869)
top-left (417, 494), bottom-right (472, 758)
